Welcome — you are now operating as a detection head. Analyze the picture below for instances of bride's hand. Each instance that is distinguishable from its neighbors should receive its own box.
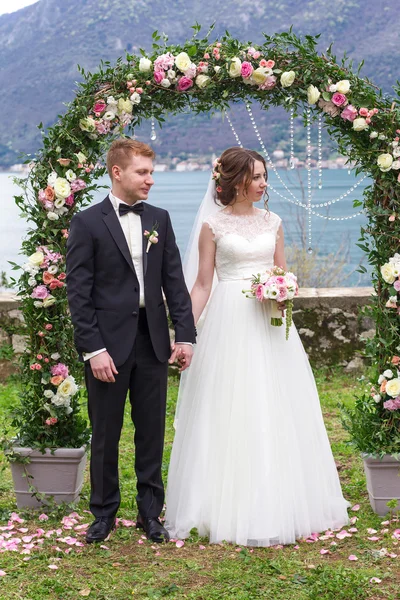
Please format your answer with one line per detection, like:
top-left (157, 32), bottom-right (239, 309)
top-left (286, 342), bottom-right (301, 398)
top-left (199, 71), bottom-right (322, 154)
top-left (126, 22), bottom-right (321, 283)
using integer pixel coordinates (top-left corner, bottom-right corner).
top-left (277, 301), bottom-right (286, 314)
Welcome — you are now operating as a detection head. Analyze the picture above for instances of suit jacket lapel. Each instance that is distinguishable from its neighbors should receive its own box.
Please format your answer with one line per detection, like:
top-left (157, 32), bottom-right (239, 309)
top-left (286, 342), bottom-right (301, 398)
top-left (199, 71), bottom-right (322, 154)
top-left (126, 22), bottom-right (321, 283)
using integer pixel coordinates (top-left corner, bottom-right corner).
top-left (141, 203), bottom-right (153, 277)
top-left (101, 196), bottom-right (137, 276)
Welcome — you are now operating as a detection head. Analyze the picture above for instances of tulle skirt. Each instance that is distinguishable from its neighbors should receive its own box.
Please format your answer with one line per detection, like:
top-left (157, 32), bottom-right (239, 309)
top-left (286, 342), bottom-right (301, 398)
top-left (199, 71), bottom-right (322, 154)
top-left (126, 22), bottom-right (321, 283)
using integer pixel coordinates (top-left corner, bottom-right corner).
top-left (165, 280), bottom-right (349, 546)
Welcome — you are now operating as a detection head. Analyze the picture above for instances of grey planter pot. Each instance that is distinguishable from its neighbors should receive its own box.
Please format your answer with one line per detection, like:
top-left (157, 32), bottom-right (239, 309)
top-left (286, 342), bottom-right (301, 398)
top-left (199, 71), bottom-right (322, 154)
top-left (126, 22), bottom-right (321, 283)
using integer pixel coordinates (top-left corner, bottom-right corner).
top-left (10, 446), bottom-right (87, 509)
top-left (362, 454), bottom-right (400, 516)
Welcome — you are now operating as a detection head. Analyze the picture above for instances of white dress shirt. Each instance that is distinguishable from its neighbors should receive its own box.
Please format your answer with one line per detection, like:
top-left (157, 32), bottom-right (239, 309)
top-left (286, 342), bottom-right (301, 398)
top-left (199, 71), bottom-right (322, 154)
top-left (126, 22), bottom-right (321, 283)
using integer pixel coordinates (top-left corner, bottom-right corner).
top-left (83, 191), bottom-right (192, 361)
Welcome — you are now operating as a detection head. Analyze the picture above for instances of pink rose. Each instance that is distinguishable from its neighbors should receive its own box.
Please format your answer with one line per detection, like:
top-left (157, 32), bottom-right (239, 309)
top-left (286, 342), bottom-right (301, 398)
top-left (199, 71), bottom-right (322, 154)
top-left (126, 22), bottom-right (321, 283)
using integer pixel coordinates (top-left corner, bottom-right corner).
top-left (31, 285), bottom-right (49, 300)
top-left (331, 93), bottom-right (348, 107)
top-left (265, 60), bottom-right (275, 69)
top-left (340, 104), bottom-right (358, 122)
top-left (184, 64), bottom-right (197, 79)
top-left (51, 363), bottom-right (69, 378)
top-left (70, 179), bottom-right (86, 192)
top-left (277, 286), bottom-right (288, 302)
top-left (359, 107), bottom-right (369, 117)
top-left (259, 59), bottom-right (267, 67)
top-left (275, 276), bottom-right (285, 285)
top-left (65, 194), bottom-right (75, 207)
top-left (253, 51), bottom-right (261, 60)
top-left (38, 190), bottom-right (47, 203)
top-left (394, 280), bottom-right (400, 292)
top-left (153, 71), bottom-right (164, 84)
top-left (259, 76), bottom-right (277, 90)
top-left (255, 284), bottom-right (265, 301)
top-left (177, 76), bottom-right (193, 92)
top-left (93, 100), bottom-right (106, 114)
top-left (241, 61), bottom-right (254, 79)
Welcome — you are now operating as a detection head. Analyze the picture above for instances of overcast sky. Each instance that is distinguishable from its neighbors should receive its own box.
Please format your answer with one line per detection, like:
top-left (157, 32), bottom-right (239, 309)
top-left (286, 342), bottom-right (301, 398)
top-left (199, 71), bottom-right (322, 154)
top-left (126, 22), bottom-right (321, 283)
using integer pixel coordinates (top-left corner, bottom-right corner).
top-left (0, 0), bottom-right (39, 16)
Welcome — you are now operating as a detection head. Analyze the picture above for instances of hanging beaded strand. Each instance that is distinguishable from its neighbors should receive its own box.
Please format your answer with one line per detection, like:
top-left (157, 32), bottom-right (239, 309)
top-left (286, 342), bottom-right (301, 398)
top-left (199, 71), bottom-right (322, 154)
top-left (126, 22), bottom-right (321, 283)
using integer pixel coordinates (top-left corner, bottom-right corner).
top-left (150, 116), bottom-right (157, 141)
top-left (289, 107), bottom-right (295, 169)
top-left (306, 108), bottom-right (313, 253)
top-left (318, 113), bottom-right (323, 190)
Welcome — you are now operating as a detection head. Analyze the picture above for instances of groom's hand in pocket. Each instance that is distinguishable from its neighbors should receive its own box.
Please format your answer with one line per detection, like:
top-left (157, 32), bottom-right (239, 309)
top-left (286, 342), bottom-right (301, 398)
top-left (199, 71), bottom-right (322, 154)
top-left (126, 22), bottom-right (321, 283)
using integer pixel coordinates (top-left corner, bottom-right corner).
top-left (90, 351), bottom-right (119, 383)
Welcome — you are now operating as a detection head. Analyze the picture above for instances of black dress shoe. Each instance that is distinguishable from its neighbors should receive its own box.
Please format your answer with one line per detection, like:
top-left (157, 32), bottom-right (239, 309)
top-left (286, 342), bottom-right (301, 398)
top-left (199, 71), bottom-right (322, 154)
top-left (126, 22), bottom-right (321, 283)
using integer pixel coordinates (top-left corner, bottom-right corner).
top-left (86, 517), bottom-right (116, 544)
top-left (136, 514), bottom-right (170, 543)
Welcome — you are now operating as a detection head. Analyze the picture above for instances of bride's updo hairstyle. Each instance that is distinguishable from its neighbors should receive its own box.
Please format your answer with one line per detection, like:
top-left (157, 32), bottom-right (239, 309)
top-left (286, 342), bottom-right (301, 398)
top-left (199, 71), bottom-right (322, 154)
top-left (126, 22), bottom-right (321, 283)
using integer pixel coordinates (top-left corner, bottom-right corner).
top-left (213, 147), bottom-right (268, 207)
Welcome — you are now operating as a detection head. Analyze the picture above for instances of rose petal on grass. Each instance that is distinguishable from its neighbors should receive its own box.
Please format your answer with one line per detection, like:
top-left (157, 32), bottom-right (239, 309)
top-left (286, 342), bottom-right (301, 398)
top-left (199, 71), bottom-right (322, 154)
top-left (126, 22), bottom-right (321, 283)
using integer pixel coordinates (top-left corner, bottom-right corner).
top-left (349, 516), bottom-right (358, 525)
top-left (370, 577), bottom-right (382, 584)
top-left (392, 530), bottom-right (400, 540)
top-left (351, 504), bottom-right (360, 511)
top-left (381, 520), bottom-right (390, 526)
top-left (100, 545), bottom-right (109, 550)
top-left (348, 554), bottom-right (358, 561)
top-left (39, 514), bottom-right (49, 522)
top-left (0, 570), bottom-right (7, 576)
top-left (155, 551), bottom-right (161, 556)
top-left (175, 540), bottom-right (185, 548)
top-left (138, 540), bottom-right (144, 545)
top-left (368, 536), bottom-right (380, 542)
top-left (320, 549), bottom-right (330, 555)
top-left (199, 545), bottom-right (206, 550)
top-left (349, 527), bottom-right (358, 533)
top-left (48, 564), bottom-right (58, 570)
top-left (18, 528), bottom-right (29, 533)
top-left (367, 528), bottom-right (377, 535)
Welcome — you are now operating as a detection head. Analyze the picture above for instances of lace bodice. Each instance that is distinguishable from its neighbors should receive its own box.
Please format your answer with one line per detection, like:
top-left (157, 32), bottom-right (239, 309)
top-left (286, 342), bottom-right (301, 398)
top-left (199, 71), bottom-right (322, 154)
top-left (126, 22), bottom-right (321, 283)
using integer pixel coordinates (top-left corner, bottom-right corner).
top-left (205, 209), bottom-right (282, 281)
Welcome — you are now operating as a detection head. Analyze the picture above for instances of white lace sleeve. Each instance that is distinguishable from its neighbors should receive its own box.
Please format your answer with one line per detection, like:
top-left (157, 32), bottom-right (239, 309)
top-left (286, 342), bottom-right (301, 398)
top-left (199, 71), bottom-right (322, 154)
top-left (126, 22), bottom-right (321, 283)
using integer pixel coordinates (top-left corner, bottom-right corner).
top-left (269, 212), bottom-right (282, 242)
top-left (203, 212), bottom-right (221, 241)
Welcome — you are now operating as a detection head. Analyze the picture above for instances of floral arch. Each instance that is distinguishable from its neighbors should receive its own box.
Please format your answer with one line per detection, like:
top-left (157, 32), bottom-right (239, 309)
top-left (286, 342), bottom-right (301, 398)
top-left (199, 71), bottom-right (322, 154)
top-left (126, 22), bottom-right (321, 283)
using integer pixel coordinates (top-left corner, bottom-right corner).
top-left (9, 28), bottom-right (400, 453)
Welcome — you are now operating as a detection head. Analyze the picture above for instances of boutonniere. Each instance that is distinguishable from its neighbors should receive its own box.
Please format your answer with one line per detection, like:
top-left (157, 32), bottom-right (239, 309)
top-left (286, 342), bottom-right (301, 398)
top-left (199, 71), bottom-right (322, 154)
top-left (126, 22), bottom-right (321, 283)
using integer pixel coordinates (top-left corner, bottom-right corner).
top-left (144, 223), bottom-right (159, 253)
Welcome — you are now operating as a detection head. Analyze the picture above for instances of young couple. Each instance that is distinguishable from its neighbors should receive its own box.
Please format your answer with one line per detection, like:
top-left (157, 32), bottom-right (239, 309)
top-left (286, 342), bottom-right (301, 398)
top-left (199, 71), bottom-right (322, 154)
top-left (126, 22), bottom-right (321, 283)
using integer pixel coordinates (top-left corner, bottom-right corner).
top-left (66, 138), bottom-right (349, 547)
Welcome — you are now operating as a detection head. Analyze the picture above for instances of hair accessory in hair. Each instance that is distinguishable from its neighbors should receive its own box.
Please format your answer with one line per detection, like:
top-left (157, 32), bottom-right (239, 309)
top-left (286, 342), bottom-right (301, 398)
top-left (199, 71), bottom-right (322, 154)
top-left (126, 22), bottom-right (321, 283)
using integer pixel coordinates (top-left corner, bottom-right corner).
top-left (212, 158), bottom-right (221, 181)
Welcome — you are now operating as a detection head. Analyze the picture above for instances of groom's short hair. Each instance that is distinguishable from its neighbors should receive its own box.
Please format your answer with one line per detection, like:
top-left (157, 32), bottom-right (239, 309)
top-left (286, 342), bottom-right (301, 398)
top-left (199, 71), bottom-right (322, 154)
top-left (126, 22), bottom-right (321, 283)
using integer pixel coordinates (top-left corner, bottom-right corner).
top-left (107, 138), bottom-right (155, 179)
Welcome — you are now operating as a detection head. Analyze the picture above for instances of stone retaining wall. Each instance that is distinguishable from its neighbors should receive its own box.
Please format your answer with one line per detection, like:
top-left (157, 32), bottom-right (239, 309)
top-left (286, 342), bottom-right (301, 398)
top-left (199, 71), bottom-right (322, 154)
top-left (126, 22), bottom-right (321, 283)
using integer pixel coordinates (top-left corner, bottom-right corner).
top-left (0, 288), bottom-right (374, 380)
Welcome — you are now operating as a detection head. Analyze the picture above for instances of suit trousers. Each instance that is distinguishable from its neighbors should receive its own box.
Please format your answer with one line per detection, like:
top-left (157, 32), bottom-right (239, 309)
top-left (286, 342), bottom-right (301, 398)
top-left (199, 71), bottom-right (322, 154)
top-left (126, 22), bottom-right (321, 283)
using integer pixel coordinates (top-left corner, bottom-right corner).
top-left (85, 308), bottom-right (168, 519)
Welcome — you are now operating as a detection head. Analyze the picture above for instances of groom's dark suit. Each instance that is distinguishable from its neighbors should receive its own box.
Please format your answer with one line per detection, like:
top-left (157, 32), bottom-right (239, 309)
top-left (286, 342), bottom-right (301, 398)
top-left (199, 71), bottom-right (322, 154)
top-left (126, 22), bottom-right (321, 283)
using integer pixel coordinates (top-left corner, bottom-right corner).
top-left (66, 195), bottom-right (195, 520)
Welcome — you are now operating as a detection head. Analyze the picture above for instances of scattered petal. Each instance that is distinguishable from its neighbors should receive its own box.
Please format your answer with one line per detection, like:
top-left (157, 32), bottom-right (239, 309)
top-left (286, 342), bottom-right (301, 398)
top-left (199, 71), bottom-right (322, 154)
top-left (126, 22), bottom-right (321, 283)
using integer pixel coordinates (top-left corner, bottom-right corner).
top-left (18, 528), bottom-right (29, 533)
top-left (100, 545), bottom-right (109, 550)
top-left (48, 564), bottom-right (58, 570)
top-left (349, 527), bottom-right (358, 533)
top-left (155, 551), bottom-right (161, 556)
top-left (349, 516), bottom-right (358, 525)
top-left (79, 590), bottom-right (91, 597)
top-left (351, 504), bottom-right (360, 511)
top-left (320, 548), bottom-right (330, 555)
top-left (0, 570), bottom-right (6, 576)
top-left (367, 528), bottom-right (378, 535)
top-left (138, 540), bottom-right (144, 545)
top-left (370, 577), bottom-right (382, 584)
top-left (39, 514), bottom-right (49, 522)
top-left (175, 540), bottom-right (185, 548)
top-left (348, 554), bottom-right (358, 561)
top-left (199, 545), bottom-right (206, 550)
top-left (368, 536), bottom-right (380, 542)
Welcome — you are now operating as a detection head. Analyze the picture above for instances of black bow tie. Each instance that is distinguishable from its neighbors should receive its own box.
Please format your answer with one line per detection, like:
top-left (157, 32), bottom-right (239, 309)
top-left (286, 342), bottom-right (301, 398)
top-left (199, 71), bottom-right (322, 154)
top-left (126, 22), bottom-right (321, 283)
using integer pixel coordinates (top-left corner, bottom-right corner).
top-left (118, 202), bottom-right (144, 217)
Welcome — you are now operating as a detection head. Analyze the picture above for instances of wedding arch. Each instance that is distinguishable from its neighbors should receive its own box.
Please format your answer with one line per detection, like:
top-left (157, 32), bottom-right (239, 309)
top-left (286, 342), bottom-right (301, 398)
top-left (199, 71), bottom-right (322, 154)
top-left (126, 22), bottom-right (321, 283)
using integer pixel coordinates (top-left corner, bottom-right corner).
top-left (9, 27), bottom-right (400, 452)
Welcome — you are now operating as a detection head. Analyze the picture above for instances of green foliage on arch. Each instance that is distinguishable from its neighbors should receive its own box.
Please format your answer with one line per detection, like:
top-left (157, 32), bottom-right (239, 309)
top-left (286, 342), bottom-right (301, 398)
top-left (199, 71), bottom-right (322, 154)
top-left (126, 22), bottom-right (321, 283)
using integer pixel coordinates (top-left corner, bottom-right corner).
top-left (8, 27), bottom-right (400, 453)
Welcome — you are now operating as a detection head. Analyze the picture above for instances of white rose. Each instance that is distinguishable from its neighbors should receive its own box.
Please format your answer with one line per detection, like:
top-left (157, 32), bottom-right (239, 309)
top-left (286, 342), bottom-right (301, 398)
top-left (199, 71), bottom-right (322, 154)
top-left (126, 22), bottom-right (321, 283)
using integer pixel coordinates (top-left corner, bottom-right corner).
top-left (65, 169), bottom-right (76, 182)
top-left (373, 394), bottom-right (381, 403)
top-left (383, 369), bottom-right (394, 379)
top-left (378, 133), bottom-right (387, 140)
top-left (391, 160), bottom-right (400, 170)
top-left (369, 131), bottom-right (378, 139)
top-left (386, 378), bottom-right (400, 398)
top-left (336, 80), bottom-right (351, 94)
top-left (79, 117), bottom-right (96, 132)
top-left (57, 376), bottom-right (78, 398)
top-left (33, 301), bottom-right (43, 308)
top-left (130, 92), bottom-right (141, 104)
top-left (167, 69), bottom-right (176, 80)
top-left (229, 57), bottom-right (242, 78)
top-left (307, 85), bottom-right (321, 105)
top-left (43, 295), bottom-right (56, 307)
top-left (214, 66), bottom-right (221, 74)
top-left (377, 153), bottom-right (394, 172)
top-left (381, 262), bottom-right (396, 284)
top-left (378, 374), bottom-right (386, 384)
top-left (251, 67), bottom-right (271, 85)
top-left (54, 177), bottom-right (71, 199)
top-left (28, 251), bottom-right (44, 267)
top-left (353, 118), bottom-right (369, 132)
top-left (44, 389), bottom-right (54, 398)
top-left (175, 52), bottom-right (191, 73)
top-left (329, 84), bottom-right (337, 93)
top-left (47, 171), bottom-right (57, 186)
top-left (196, 74), bottom-right (211, 89)
top-left (51, 394), bottom-right (67, 407)
top-left (103, 110), bottom-right (116, 121)
top-left (280, 71), bottom-right (296, 88)
top-left (54, 198), bottom-right (65, 208)
top-left (139, 57), bottom-right (152, 72)
top-left (160, 78), bottom-right (171, 88)
top-left (51, 353), bottom-right (61, 360)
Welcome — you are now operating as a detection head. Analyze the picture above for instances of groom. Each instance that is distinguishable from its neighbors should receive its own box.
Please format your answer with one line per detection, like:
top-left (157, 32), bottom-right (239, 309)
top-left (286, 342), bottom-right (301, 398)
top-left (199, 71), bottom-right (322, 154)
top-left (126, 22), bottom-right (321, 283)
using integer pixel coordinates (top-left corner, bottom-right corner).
top-left (66, 138), bottom-right (195, 544)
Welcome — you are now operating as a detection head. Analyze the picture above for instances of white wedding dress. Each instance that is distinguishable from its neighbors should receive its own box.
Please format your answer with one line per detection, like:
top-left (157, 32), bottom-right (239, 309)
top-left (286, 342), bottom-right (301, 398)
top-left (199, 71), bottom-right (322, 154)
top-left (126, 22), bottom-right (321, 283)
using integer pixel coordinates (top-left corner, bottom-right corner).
top-left (165, 208), bottom-right (349, 546)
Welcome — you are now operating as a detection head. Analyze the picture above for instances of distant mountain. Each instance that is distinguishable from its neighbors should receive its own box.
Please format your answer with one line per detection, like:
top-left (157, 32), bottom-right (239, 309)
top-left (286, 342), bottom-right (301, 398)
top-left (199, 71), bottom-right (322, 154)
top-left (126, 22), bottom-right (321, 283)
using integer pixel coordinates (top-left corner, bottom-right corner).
top-left (0, 0), bottom-right (398, 165)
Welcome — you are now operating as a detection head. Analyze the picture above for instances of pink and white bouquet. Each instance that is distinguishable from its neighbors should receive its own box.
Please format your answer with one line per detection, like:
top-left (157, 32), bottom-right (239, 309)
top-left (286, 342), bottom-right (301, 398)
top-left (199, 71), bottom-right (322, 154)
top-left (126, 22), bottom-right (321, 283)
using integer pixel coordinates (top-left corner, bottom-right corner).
top-left (244, 266), bottom-right (299, 339)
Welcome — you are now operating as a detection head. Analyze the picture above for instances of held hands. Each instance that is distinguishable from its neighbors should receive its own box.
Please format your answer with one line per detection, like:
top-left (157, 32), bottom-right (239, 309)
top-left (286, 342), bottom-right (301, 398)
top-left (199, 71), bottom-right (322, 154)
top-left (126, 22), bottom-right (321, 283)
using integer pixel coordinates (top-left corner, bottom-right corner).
top-left (169, 343), bottom-right (194, 372)
top-left (277, 301), bottom-right (286, 314)
top-left (90, 351), bottom-right (119, 383)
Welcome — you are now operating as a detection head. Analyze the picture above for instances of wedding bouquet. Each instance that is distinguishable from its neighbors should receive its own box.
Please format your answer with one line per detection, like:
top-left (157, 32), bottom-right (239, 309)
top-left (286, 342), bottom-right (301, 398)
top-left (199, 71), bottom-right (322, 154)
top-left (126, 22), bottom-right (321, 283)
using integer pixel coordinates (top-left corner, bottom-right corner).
top-left (243, 267), bottom-right (299, 339)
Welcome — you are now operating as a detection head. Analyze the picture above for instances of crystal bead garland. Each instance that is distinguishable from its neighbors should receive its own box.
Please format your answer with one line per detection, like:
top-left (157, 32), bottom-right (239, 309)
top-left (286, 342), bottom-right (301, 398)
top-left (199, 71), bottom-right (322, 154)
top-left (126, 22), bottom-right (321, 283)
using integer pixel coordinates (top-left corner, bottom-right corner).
top-left (289, 107), bottom-right (295, 169)
top-left (150, 116), bottom-right (157, 141)
top-left (225, 106), bottom-right (365, 221)
top-left (306, 109), bottom-right (313, 254)
top-left (318, 114), bottom-right (323, 189)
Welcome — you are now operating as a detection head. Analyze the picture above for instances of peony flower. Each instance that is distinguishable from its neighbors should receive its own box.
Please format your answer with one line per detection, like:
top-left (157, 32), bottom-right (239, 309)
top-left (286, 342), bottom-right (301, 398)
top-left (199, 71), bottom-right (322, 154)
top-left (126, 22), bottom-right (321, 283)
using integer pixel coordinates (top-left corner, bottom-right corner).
top-left (79, 117), bottom-right (96, 132)
top-left (331, 93), bottom-right (347, 107)
top-left (336, 80), bottom-right (351, 94)
top-left (377, 153), bottom-right (394, 172)
top-left (241, 61), bottom-right (254, 79)
top-left (352, 117), bottom-right (369, 131)
top-left (177, 76), bottom-right (193, 92)
top-left (195, 74), bottom-right (211, 89)
top-left (175, 52), bottom-right (191, 73)
top-left (385, 378), bottom-right (400, 398)
top-left (341, 105), bottom-right (358, 122)
top-left (70, 179), bottom-right (86, 193)
top-left (54, 178), bottom-right (71, 199)
top-left (307, 85), bottom-right (320, 105)
top-left (31, 285), bottom-right (49, 300)
top-left (154, 52), bottom-right (175, 72)
top-left (229, 57), bottom-right (242, 78)
top-left (57, 376), bottom-right (78, 398)
top-left (139, 57), bottom-right (152, 72)
top-left (280, 71), bottom-right (296, 88)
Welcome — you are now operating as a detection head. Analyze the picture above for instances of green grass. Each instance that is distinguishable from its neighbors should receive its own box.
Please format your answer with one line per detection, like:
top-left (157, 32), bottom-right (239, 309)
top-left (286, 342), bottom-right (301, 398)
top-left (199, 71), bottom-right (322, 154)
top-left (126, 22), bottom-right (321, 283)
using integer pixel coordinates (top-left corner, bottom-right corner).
top-left (0, 369), bottom-right (399, 600)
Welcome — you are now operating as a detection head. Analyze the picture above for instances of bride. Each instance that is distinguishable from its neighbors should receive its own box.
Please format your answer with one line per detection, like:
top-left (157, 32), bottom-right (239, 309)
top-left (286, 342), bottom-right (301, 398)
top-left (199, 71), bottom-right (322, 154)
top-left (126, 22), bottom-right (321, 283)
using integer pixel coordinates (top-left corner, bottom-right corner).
top-left (165, 147), bottom-right (349, 547)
